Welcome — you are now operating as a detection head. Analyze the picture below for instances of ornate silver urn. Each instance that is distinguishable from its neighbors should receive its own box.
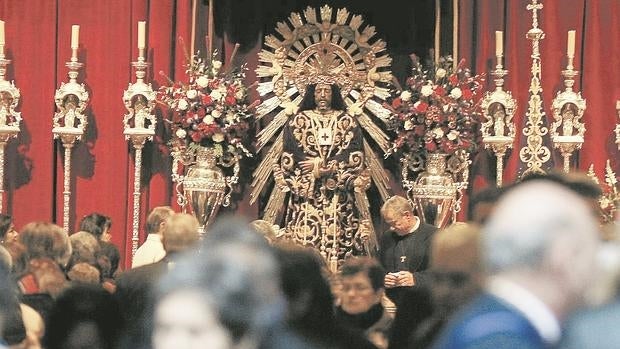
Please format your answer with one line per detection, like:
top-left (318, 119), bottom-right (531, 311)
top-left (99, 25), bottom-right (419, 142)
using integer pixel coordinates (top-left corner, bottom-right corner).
top-left (173, 146), bottom-right (237, 235)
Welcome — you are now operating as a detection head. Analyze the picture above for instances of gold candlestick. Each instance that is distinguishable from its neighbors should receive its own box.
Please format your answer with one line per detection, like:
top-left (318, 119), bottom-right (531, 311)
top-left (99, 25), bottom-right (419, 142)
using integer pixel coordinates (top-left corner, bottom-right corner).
top-left (52, 48), bottom-right (89, 233)
top-left (123, 53), bottom-right (156, 257)
top-left (550, 52), bottom-right (586, 173)
top-left (481, 51), bottom-right (517, 187)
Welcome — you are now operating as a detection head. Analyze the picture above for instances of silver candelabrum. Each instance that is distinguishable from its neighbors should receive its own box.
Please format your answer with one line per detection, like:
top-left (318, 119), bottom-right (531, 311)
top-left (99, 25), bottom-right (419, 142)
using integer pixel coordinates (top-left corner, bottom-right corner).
top-left (0, 47), bottom-right (22, 213)
top-left (481, 52), bottom-right (517, 187)
top-left (550, 53), bottom-right (586, 173)
top-left (123, 49), bottom-right (156, 258)
top-left (52, 45), bottom-right (89, 233)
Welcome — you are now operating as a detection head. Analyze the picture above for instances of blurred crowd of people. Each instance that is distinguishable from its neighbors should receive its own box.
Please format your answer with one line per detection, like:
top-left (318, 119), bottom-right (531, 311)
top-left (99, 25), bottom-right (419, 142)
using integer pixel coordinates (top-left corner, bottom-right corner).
top-left (0, 170), bottom-right (618, 349)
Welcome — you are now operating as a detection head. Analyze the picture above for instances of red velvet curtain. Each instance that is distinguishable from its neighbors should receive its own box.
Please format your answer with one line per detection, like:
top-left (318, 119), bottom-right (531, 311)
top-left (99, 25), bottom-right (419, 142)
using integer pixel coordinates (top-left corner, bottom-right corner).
top-left (0, 0), bottom-right (198, 268)
top-left (459, 0), bottom-right (620, 194)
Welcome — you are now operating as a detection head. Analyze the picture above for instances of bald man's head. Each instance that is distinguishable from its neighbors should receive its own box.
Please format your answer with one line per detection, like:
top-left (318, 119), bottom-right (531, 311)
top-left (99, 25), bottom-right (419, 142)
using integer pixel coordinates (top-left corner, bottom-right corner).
top-left (162, 213), bottom-right (200, 254)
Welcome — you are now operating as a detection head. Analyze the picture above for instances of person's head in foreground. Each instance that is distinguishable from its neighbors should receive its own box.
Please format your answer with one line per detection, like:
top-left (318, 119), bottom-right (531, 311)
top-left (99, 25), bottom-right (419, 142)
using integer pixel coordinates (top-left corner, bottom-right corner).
top-left (152, 217), bottom-right (283, 349)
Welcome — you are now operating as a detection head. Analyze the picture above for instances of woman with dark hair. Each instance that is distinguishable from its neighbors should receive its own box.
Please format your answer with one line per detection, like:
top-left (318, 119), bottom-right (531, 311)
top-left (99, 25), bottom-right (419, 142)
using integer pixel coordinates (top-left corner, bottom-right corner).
top-left (79, 213), bottom-right (110, 241)
top-left (43, 284), bottom-right (123, 349)
top-left (335, 257), bottom-right (393, 349)
top-left (274, 243), bottom-right (377, 349)
top-left (273, 82), bottom-right (370, 265)
top-left (0, 215), bottom-right (18, 245)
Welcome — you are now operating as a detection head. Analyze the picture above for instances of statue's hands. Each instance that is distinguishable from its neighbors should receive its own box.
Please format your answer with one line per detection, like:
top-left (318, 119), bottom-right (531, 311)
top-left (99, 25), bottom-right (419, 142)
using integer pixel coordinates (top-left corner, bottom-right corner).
top-left (299, 159), bottom-right (315, 174)
top-left (300, 158), bottom-right (329, 178)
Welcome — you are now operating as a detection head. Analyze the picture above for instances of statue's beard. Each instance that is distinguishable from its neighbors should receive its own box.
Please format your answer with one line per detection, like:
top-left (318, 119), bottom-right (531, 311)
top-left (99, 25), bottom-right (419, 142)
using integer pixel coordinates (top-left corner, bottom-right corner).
top-left (317, 100), bottom-right (331, 111)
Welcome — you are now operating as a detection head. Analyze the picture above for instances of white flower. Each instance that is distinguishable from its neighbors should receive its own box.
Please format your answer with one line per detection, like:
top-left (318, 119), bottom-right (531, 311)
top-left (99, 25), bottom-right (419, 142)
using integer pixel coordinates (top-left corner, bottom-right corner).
top-left (203, 115), bottom-right (214, 124)
top-left (212, 60), bottom-right (223, 71)
top-left (404, 120), bottom-right (414, 130)
top-left (196, 76), bottom-right (210, 88)
top-left (212, 110), bottom-right (222, 118)
top-left (450, 87), bottom-right (462, 99)
top-left (225, 112), bottom-right (235, 122)
top-left (436, 68), bottom-right (447, 78)
top-left (186, 89), bottom-right (198, 99)
top-left (212, 133), bottom-right (225, 142)
top-left (210, 90), bottom-right (223, 101)
top-left (447, 130), bottom-right (459, 140)
top-left (178, 99), bottom-right (189, 110)
top-left (421, 84), bottom-right (434, 97)
top-left (400, 90), bottom-right (412, 102)
top-left (175, 129), bottom-right (187, 138)
top-left (432, 127), bottom-right (444, 139)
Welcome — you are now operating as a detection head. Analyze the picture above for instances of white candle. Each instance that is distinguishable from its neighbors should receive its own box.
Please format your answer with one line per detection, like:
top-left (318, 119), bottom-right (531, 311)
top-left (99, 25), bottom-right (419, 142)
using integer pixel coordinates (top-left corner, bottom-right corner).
top-left (567, 30), bottom-right (576, 57)
top-left (0, 20), bottom-right (5, 45)
top-left (495, 31), bottom-right (503, 57)
top-left (71, 25), bottom-right (80, 49)
top-left (138, 21), bottom-right (146, 50)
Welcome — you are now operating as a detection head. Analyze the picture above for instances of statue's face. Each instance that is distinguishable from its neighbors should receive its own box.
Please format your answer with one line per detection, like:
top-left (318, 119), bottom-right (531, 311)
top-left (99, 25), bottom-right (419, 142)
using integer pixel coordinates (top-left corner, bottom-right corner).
top-left (314, 83), bottom-right (332, 111)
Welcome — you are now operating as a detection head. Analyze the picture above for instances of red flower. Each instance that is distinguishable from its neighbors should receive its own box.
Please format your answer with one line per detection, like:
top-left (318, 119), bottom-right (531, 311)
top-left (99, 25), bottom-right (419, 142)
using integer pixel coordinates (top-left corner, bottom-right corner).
top-left (425, 141), bottom-right (437, 152)
top-left (434, 86), bottom-right (446, 96)
top-left (191, 132), bottom-right (202, 142)
top-left (415, 102), bottom-right (429, 113)
top-left (225, 95), bottom-right (237, 106)
top-left (201, 94), bottom-right (213, 106)
top-left (392, 97), bottom-right (403, 109)
top-left (448, 74), bottom-right (458, 85)
top-left (461, 88), bottom-right (473, 100)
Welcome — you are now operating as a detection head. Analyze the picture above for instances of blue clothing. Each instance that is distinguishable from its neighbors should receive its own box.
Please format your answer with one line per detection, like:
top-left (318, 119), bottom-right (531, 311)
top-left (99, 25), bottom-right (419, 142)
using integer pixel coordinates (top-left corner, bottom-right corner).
top-left (561, 299), bottom-right (620, 349)
top-left (432, 293), bottom-right (549, 349)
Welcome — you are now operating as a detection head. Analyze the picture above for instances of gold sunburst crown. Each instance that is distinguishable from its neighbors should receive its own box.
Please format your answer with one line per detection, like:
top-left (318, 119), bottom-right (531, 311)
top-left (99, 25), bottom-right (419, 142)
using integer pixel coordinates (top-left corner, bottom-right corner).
top-left (251, 5), bottom-right (395, 210)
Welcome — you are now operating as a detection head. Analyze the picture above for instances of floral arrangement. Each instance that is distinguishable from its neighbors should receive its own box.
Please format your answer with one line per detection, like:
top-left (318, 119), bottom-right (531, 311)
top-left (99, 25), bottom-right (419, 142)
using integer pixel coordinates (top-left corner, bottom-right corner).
top-left (157, 50), bottom-right (254, 163)
top-left (387, 56), bottom-right (485, 156)
top-left (588, 161), bottom-right (619, 226)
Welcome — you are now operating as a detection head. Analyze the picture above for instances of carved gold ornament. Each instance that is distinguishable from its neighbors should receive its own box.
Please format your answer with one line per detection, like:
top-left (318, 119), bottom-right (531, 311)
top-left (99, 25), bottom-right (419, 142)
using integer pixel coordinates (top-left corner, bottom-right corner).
top-left (251, 6), bottom-right (394, 265)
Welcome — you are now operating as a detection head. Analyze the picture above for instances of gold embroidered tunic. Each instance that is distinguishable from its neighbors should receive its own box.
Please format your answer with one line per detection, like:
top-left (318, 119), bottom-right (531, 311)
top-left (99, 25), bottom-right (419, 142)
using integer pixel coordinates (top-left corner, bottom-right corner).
top-left (279, 108), bottom-right (366, 262)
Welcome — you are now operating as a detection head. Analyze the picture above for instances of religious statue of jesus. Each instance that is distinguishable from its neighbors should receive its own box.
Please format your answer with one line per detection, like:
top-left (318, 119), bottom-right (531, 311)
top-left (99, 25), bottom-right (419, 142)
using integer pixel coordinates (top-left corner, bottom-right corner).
top-left (274, 82), bottom-right (369, 266)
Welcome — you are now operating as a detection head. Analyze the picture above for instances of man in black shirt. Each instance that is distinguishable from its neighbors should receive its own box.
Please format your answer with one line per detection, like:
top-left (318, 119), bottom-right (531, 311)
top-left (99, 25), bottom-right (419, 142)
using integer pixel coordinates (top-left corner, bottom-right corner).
top-left (378, 195), bottom-right (437, 306)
